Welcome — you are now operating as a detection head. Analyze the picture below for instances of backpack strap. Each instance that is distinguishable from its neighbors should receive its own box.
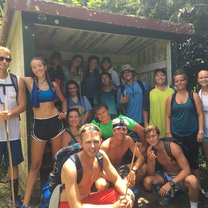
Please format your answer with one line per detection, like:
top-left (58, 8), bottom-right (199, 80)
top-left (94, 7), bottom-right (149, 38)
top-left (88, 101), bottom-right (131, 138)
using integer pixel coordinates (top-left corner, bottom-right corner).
top-left (161, 138), bottom-right (175, 161)
top-left (96, 152), bottom-right (103, 171)
top-left (10, 73), bottom-right (18, 96)
top-left (137, 80), bottom-right (145, 95)
top-left (69, 153), bottom-right (83, 184)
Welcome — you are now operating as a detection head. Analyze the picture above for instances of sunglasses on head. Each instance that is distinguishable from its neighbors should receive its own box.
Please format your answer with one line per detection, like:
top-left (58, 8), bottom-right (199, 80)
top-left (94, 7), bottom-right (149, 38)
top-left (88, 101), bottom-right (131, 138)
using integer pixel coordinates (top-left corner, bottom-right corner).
top-left (80, 125), bottom-right (100, 134)
top-left (0, 56), bottom-right (12, 63)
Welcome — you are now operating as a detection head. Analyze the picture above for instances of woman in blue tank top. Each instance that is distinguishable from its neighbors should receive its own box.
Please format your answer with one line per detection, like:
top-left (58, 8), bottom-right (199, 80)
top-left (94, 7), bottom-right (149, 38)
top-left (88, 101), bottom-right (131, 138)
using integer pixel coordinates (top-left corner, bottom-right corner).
top-left (166, 69), bottom-right (204, 183)
top-left (21, 57), bottom-right (67, 207)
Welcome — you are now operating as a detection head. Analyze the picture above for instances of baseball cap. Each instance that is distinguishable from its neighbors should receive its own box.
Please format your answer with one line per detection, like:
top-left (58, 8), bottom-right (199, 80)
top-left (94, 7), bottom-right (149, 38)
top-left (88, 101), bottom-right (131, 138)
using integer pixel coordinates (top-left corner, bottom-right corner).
top-left (112, 118), bottom-right (129, 129)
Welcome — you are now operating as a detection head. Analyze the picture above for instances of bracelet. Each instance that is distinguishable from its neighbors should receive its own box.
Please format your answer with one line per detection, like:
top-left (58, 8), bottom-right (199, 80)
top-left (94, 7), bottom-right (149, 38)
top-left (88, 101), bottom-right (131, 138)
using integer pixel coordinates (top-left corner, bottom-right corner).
top-left (62, 111), bottom-right (67, 115)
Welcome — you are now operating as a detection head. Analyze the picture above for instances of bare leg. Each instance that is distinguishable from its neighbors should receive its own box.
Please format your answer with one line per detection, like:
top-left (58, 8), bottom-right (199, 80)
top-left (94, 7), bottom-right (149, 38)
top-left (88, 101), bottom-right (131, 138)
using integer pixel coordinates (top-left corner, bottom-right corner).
top-left (202, 142), bottom-right (208, 168)
top-left (51, 133), bottom-right (64, 157)
top-left (184, 175), bottom-right (199, 202)
top-left (143, 175), bottom-right (164, 191)
top-left (23, 139), bottom-right (46, 205)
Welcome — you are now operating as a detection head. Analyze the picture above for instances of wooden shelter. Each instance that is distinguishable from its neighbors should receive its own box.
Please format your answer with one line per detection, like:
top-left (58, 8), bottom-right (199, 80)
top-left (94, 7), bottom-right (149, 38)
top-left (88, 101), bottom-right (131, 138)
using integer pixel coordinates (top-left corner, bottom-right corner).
top-left (0, 0), bottom-right (194, 195)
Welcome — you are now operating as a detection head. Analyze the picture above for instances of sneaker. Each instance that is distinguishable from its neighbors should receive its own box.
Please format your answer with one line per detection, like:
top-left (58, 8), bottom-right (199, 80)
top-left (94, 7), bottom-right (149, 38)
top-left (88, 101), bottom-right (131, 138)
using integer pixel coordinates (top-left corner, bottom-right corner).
top-left (9, 196), bottom-right (23, 208)
top-left (159, 193), bottom-right (172, 206)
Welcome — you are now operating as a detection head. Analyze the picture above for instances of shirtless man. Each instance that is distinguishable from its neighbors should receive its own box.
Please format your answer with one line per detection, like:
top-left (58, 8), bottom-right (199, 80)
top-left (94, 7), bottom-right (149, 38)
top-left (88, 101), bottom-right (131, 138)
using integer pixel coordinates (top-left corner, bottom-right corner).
top-left (96, 118), bottom-right (144, 190)
top-left (143, 125), bottom-right (199, 208)
top-left (59, 123), bottom-right (134, 208)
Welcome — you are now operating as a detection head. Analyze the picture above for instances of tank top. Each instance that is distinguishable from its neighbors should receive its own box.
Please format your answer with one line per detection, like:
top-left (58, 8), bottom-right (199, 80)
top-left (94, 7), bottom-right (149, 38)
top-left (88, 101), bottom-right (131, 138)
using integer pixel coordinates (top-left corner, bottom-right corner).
top-left (0, 74), bottom-right (20, 141)
top-left (171, 96), bottom-right (198, 137)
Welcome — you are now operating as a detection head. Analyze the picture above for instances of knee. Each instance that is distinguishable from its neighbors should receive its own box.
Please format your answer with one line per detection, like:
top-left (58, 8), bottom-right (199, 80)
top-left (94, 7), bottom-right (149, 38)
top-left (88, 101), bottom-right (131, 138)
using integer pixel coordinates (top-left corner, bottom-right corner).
top-left (95, 178), bottom-right (109, 191)
top-left (185, 175), bottom-right (199, 189)
top-left (143, 176), bottom-right (153, 190)
top-left (29, 161), bottom-right (42, 172)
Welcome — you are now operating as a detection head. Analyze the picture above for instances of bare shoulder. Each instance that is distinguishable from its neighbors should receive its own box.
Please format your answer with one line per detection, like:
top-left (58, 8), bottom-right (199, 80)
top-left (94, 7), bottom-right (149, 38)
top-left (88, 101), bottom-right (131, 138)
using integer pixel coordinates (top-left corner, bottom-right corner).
top-left (62, 157), bottom-right (77, 176)
top-left (100, 138), bottom-right (110, 149)
top-left (169, 142), bottom-right (183, 156)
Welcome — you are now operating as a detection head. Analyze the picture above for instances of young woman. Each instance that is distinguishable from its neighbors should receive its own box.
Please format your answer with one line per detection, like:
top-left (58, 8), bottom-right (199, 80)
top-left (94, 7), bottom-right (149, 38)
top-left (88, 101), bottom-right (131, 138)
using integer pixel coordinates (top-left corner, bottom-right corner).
top-left (166, 69), bottom-right (204, 181)
top-left (81, 55), bottom-right (100, 106)
top-left (65, 54), bottom-right (83, 86)
top-left (62, 108), bottom-right (81, 147)
top-left (66, 80), bottom-right (92, 124)
top-left (21, 57), bottom-right (67, 207)
top-left (197, 69), bottom-right (208, 167)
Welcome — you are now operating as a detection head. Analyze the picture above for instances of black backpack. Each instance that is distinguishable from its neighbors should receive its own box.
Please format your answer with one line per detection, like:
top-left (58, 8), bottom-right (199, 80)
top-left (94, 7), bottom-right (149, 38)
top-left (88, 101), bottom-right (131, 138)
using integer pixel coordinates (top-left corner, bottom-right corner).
top-left (48, 143), bottom-right (103, 192)
top-left (0, 73), bottom-right (18, 100)
top-left (153, 137), bottom-right (187, 162)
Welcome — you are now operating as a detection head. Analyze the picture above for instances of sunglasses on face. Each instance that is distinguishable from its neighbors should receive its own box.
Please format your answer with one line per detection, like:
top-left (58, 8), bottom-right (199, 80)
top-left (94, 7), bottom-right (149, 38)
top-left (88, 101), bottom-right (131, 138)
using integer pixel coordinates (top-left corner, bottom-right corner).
top-left (0, 56), bottom-right (12, 63)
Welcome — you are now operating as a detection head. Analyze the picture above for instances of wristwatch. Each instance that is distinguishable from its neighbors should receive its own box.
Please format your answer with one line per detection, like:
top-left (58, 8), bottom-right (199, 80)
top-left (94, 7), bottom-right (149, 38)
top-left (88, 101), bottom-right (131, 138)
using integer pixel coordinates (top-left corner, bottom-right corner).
top-left (198, 131), bottom-right (204, 135)
top-left (169, 180), bottom-right (175, 186)
top-left (131, 167), bottom-right (138, 174)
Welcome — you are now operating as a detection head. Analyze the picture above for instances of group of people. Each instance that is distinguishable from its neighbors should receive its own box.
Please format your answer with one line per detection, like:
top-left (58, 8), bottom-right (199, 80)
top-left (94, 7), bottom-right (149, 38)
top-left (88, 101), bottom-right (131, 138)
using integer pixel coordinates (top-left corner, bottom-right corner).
top-left (0, 45), bottom-right (207, 208)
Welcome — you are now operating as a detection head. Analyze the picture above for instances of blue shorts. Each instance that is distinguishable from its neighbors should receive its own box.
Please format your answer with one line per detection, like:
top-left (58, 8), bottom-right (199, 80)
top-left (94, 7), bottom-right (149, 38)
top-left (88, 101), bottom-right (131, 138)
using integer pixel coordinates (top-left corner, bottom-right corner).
top-left (0, 139), bottom-right (24, 166)
top-left (156, 170), bottom-right (185, 192)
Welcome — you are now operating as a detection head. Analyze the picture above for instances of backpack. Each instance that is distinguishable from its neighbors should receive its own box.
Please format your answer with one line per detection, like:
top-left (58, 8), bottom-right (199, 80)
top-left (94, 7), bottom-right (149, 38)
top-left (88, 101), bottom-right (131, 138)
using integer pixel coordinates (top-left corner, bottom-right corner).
top-left (0, 73), bottom-right (18, 100)
top-left (153, 137), bottom-right (187, 162)
top-left (39, 143), bottom-right (103, 208)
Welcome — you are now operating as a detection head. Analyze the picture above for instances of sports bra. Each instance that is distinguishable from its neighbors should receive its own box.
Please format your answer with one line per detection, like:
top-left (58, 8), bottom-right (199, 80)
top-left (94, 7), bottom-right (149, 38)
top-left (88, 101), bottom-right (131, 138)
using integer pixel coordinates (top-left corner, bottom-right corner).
top-left (38, 88), bottom-right (54, 103)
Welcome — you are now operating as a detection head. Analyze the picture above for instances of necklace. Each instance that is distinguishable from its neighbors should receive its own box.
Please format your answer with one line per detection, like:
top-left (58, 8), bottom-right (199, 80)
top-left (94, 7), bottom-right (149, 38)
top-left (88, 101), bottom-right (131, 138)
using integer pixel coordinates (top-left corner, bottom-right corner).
top-left (38, 79), bottom-right (46, 84)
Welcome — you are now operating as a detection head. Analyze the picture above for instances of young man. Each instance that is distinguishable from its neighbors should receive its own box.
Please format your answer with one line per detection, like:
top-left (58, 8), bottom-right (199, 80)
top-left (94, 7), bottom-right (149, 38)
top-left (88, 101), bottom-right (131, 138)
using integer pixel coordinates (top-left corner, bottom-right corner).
top-left (91, 102), bottom-right (145, 146)
top-left (117, 64), bottom-right (146, 125)
top-left (95, 72), bottom-right (117, 114)
top-left (96, 118), bottom-right (144, 191)
top-left (59, 123), bottom-right (134, 208)
top-left (143, 125), bottom-right (199, 208)
top-left (100, 56), bottom-right (120, 88)
top-left (143, 68), bottom-right (174, 137)
top-left (0, 46), bottom-right (26, 207)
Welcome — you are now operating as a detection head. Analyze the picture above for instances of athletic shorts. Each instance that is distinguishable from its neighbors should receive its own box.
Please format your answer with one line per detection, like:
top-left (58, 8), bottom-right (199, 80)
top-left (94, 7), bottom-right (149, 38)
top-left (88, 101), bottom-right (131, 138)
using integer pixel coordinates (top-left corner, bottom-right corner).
top-left (32, 115), bottom-right (65, 142)
top-left (0, 140), bottom-right (24, 166)
top-left (156, 170), bottom-right (185, 192)
top-left (59, 188), bottom-right (119, 208)
top-left (172, 132), bottom-right (199, 170)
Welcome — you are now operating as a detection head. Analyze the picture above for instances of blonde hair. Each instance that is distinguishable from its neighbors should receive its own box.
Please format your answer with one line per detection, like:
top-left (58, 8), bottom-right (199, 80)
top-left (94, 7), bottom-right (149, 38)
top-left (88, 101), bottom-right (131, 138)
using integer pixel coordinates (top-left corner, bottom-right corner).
top-left (0, 46), bottom-right (11, 57)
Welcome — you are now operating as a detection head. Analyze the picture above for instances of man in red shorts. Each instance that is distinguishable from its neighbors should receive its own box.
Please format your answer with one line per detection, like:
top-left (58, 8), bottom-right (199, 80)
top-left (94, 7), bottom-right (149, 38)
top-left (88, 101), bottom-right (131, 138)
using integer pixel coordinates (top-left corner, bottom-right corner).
top-left (59, 123), bottom-right (134, 208)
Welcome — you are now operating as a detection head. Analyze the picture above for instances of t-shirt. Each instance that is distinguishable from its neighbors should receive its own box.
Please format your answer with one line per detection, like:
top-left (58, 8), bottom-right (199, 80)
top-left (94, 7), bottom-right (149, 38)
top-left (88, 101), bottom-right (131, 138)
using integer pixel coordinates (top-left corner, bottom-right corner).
top-left (95, 89), bottom-right (117, 114)
top-left (144, 86), bottom-right (174, 137)
top-left (92, 114), bottom-right (136, 140)
top-left (117, 81), bottom-right (146, 124)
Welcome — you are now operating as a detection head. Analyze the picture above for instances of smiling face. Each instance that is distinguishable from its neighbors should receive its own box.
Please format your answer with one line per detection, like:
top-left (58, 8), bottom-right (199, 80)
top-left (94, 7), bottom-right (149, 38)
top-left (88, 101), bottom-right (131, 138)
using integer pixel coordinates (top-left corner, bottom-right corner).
top-left (101, 74), bottom-right (111, 86)
top-left (68, 83), bottom-right (78, 97)
top-left (81, 132), bottom-right (101, 157)
top-left (174, 74), bottom-right (187, 91)
top-left (122, 70), bottom-right (134, 82)
top-left (154, 71), bottom-right (167, 85)
top-left (68, 110), bottom-right (80, 127)
top-left (198, 70), bottom-right (208, 88)
top-left (72, 56), bottom-right (83, 69)
top-left (113, 126), bottom-right (127, 140)
top-left (89, 59), bottom-right (99, 71)
top-left (31, 58), bottom-right (47, 78)
top-left (95, 106), bottom-right (111, 124)
top-left (0, 48), bottom-right (11, 72)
